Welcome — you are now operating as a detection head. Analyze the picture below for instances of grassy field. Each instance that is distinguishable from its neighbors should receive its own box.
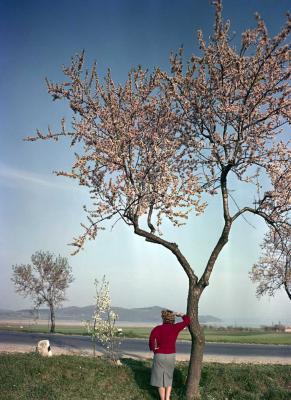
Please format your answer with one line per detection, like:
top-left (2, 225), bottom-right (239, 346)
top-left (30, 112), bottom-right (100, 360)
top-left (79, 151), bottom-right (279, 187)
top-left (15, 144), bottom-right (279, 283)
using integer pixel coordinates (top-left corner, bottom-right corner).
top-left (0, 353), bottom-right (290, 399)
top-left (1, 323), bottom-right (290, 345)
top-left (122, 327), bottom-right (291, 345)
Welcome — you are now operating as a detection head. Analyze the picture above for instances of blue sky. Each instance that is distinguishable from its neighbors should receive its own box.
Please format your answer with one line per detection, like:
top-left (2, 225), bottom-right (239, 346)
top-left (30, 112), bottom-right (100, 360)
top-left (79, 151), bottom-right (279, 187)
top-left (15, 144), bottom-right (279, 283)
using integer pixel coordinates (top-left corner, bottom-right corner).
top-left (0, 0), bottom-right (290, 325)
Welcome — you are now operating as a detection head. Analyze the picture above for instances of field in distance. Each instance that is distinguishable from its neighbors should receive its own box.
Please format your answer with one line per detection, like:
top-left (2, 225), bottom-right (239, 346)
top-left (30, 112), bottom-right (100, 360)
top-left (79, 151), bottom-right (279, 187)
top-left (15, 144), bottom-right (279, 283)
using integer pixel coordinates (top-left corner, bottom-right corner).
top-left (0, 321), bottom-right (291, 345)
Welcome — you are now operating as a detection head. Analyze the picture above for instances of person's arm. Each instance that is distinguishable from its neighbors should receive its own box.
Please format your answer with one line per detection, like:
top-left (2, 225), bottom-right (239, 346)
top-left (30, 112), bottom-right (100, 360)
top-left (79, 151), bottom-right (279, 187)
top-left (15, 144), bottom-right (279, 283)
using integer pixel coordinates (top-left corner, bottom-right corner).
top-left (149, 327), bottom-right (159, 352)
top-left (174, 313), bottom-right (191, 331)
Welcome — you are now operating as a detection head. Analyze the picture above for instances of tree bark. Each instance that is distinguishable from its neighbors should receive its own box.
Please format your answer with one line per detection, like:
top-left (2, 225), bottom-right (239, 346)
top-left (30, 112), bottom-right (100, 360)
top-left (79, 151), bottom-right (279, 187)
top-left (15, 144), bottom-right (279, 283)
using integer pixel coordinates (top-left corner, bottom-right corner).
top-left (49, 303), bottom-right (55, 333)
top-left (185, 282), bottom-right (204, 400)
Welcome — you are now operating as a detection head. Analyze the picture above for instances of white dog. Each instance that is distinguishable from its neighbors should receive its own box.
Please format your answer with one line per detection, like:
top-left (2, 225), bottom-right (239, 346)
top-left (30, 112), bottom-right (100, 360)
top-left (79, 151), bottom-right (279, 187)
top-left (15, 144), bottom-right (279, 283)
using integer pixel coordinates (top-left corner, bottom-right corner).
top-left (36, 340), bottom-right (52, 357)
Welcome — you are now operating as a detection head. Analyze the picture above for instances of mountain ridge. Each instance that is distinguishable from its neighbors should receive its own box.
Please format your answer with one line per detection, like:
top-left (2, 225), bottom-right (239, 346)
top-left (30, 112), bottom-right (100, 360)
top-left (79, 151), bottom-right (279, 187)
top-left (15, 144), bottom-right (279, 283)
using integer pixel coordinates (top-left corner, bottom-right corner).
top-left (0, 305), bottom-right (221, 323)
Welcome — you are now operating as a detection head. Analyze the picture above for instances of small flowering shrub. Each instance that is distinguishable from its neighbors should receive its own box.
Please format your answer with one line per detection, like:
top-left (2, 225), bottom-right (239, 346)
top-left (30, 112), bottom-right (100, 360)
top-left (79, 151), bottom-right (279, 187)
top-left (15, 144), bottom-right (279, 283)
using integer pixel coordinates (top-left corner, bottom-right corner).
top-left (84, 276), bottom-right (123, 362)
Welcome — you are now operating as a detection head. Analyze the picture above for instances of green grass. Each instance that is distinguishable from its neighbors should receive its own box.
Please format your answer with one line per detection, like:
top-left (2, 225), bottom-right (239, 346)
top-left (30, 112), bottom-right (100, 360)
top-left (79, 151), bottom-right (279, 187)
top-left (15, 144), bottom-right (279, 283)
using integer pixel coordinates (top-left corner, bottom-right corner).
top-left (121, 327), bottom-right (291, 345)
top-left (0, 324), bottom-right (88, 336)
top-left (0, 353), bottom-right (290, 399)
top-left (1, 324), bottom-right (291, 345)
top-left (202, 329), bottom-right (291, 345)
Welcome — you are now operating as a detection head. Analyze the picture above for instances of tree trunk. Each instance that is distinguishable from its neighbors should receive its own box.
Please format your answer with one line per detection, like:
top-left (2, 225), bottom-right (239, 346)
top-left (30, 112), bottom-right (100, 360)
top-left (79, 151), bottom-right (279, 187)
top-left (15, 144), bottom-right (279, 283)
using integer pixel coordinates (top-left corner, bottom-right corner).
top-left (49, 303), bottom-right (55, 333)
top-left (186, 283), bottom-right (204, 400)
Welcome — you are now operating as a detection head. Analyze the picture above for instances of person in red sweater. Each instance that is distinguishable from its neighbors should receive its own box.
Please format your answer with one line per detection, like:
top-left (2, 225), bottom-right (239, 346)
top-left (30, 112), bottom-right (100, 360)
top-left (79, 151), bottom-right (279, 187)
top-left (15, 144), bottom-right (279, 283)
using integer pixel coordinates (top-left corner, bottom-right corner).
top-left (149, 310), bottom-right (191, 400)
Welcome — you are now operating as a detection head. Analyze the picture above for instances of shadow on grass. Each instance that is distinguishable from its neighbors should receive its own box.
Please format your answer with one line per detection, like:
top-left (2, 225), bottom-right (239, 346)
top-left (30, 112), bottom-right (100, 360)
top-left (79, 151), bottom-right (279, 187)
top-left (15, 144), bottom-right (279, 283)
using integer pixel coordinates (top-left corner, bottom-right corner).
top-left (122, 358), bottom-right (157, 398)
top-left (122, 358), bottom-right (187, 400)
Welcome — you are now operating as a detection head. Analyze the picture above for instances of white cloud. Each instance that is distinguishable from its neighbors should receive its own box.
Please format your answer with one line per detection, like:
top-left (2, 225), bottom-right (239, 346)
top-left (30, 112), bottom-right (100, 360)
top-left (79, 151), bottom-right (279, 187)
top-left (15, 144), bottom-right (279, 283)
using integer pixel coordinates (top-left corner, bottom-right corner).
top-left (0, 162), bottom-right (80, 191)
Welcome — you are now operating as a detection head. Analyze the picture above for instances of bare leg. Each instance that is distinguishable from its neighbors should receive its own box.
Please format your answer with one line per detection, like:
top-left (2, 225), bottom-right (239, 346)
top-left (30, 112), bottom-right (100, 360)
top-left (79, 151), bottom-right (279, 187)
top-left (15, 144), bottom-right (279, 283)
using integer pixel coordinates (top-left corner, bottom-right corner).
top-left (165, 386), bottom-right (172, 400)
top-left (158, 387), bottom-right (165, 400)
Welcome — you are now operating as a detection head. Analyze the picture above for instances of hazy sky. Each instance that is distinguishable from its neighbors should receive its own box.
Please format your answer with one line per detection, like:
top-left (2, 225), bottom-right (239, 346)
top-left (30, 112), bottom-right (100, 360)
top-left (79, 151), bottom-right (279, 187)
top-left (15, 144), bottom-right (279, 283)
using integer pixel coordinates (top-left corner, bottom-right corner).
top-left (0, 0), bottom-right (290, 325)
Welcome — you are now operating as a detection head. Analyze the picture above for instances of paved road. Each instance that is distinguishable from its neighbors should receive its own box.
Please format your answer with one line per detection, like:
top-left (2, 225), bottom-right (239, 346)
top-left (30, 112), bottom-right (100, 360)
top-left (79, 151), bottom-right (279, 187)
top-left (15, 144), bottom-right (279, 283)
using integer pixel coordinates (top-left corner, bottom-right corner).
top-left (1, 331), bottom-right (291, 361)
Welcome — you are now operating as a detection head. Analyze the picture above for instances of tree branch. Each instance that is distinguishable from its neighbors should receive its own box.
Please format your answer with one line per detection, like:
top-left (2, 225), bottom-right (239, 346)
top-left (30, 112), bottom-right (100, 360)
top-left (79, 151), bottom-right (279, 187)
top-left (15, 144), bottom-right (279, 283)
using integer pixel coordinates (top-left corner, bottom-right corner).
top-left (232, 206), bottom-right (275, 225)
top-left (147, 202), bottom-right (156, 234)
top-left (131, 217), bottom-right (198, 283)
top-left (198, 166), bottom-right (233, 289)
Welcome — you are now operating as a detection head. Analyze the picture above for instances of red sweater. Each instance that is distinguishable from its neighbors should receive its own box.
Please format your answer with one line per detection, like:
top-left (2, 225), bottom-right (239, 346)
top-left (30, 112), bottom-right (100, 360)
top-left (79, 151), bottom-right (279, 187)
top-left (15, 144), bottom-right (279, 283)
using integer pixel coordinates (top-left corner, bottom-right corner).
top-left (149, 315), bottom-right (191, 354)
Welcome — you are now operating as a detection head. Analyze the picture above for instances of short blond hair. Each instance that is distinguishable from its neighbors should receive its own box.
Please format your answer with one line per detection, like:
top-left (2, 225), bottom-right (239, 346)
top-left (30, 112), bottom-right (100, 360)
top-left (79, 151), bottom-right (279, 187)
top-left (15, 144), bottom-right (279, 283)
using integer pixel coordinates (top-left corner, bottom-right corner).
top-left (161, 309), bottom-right (175, 324)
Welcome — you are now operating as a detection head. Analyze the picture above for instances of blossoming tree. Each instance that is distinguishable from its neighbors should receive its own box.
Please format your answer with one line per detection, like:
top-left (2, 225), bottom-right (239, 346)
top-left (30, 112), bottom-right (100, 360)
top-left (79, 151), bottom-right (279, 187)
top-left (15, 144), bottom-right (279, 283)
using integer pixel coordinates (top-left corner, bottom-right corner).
top-left (250, 225), bottom-right (291, 301)
top-left (11, 251), bottom-right (74, 333)
top-left (85, 276), bottom-right (122, 362)
top-left (25, 1), bottom-right (290, 398)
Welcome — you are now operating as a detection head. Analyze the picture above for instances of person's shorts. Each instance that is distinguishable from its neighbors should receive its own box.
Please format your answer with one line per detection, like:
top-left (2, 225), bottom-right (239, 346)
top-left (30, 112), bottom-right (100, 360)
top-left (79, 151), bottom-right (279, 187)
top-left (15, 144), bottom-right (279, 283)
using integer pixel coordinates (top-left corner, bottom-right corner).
top-left (150, 353), bottom-right (176, 387)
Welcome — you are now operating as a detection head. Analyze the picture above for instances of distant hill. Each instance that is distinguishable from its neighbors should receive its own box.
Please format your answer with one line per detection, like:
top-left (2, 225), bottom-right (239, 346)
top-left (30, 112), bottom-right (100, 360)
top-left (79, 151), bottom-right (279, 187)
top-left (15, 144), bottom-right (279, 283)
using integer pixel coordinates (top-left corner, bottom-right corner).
top-left (0, 305), bottom-right (221, 324)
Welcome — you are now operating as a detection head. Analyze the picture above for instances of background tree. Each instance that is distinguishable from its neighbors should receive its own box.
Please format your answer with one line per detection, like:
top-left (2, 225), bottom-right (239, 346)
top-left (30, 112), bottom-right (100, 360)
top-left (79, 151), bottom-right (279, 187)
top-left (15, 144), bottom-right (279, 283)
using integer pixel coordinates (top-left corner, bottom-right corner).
top-left (11, 250), bottom-right (74, 333)
top-left (250, 226), bottom-right (291, 301)
top-left (25, 1), bottom-right (290, 398)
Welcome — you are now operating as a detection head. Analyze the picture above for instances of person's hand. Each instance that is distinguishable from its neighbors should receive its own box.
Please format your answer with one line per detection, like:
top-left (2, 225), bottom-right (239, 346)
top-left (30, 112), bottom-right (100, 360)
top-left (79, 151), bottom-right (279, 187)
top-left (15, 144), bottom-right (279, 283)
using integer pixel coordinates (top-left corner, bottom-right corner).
top-left (174, 312), bottom-right (184, 317)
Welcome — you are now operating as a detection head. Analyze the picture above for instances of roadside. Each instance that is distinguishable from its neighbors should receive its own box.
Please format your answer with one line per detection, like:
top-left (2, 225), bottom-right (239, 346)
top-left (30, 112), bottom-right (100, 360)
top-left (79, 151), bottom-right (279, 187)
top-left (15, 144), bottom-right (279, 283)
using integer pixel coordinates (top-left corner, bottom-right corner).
top-left (1, 320), bottom-right (291, 364)
top-left (1, 341), bottom-right (290, 365)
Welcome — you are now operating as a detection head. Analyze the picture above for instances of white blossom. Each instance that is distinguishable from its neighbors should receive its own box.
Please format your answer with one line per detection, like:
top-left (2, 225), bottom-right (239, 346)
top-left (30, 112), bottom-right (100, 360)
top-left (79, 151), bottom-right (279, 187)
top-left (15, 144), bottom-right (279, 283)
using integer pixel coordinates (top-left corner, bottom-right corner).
top-left (84, 275), bottom-right (123, 362)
